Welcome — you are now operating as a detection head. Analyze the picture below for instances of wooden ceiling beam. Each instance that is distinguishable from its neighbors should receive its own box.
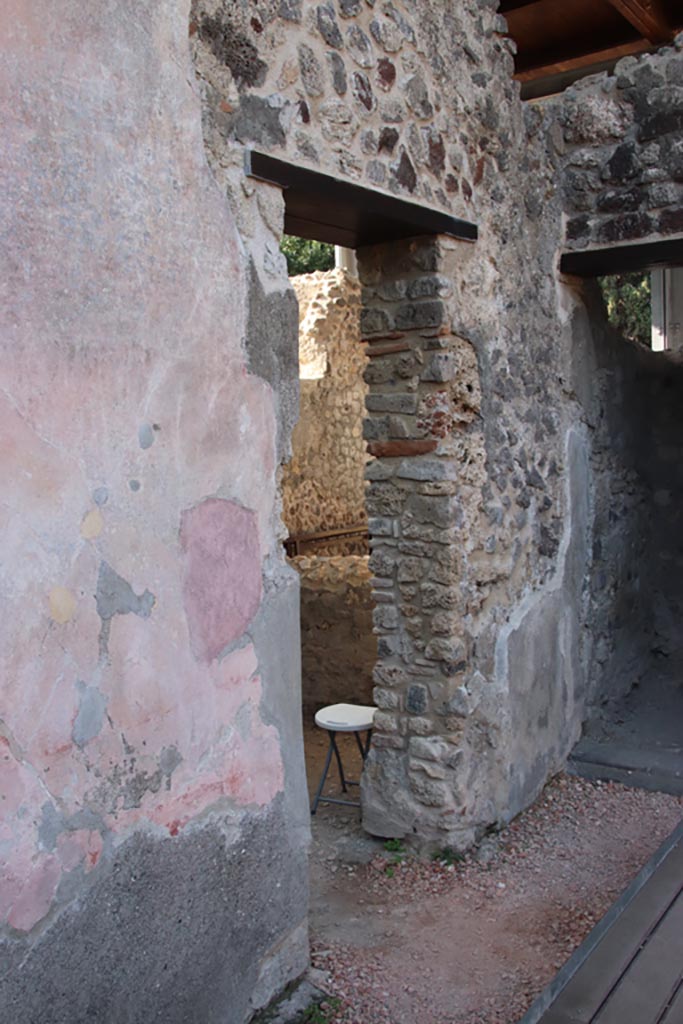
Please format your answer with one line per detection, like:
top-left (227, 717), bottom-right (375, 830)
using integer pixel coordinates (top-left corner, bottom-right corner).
top-left (497, 0), bottom-right (544, 12)
top-left (515, 38), bottom-right (651, 82)
top-left (603, 0), bottom-right (672, 44)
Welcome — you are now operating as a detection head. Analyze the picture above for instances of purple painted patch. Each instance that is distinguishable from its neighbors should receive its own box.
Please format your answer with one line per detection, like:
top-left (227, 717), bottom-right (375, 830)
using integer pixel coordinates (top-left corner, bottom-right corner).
top-left (180, 498), bottom-right (261, 663)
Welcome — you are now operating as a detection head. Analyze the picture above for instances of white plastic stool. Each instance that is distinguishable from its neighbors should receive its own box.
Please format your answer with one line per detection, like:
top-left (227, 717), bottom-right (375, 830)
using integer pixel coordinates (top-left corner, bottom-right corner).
top-left (310, 703), bottom-right (377, 815)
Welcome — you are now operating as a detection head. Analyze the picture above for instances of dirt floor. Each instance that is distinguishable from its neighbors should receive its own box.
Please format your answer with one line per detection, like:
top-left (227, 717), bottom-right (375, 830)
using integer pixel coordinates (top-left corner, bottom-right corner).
top-left (303, 722), bottom-right (683, 1024)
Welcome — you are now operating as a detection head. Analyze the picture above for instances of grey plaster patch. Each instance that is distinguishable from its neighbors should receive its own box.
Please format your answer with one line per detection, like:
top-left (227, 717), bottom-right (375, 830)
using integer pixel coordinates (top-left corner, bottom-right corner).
top-left (245, 262), bottom-right (300, 463)
top-left (72, 681), bottom-right (108, 749)
top-left (248, 565), bottom-right (311, 839)
top-left (137, 423), bottom-right (154, 449)
top-left (233, 95), bottom-right (286, 148)
top-left (158, 744), bottom-right (183, 780)
top-left (0, 807), bottom-right (308, 1024)
top-left (38, 803), bottom-right (106, 853)
top-left (96, 563), bottom-right (154, 622)
top-left (95, 561), bottom-right (155, 658)
top-left (38, 802), bottom-right (64, 852)
top-left (495, 426), bottom-right (590, 820)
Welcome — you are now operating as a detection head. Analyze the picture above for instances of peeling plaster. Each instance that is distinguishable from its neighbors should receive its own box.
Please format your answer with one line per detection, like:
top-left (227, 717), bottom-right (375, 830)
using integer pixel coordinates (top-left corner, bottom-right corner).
top-left (95, 561), bottom-right (155, 659)
top-left (71, 681), bottom-right (107, 749)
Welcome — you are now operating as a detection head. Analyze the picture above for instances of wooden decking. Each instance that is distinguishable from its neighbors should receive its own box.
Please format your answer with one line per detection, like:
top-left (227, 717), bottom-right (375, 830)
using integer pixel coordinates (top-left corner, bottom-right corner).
top-left (521, 821), bottom-right (683, 1024)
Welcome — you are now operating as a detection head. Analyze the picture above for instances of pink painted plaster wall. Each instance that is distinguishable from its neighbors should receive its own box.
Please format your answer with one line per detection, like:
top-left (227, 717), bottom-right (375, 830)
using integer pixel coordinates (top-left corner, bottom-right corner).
top-left (0, 0), bottom-right (284, 934)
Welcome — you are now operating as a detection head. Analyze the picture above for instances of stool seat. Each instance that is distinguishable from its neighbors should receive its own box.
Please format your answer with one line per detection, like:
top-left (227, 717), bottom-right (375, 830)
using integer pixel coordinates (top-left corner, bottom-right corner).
top-left (314, 703), bottom-right (377, 733)
top-left (310, 703), bottom-right (377, 815)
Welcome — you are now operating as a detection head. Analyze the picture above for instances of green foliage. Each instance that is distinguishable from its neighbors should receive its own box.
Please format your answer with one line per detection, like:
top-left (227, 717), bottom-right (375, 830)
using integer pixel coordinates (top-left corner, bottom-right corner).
top-left (300, 997), bottom-right (341, 1023)
top-left (383, 838), bottom-right (407, 874)
top-left (431, 847), bottom-right (465, 866)
top-left (598, 272), bottom-right (651, 347)
top-left (280, 235), bottom-right (335, 276)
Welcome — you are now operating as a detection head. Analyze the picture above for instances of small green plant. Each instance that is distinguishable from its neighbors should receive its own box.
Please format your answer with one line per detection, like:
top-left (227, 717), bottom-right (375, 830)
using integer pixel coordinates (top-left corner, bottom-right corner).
top-left (301, 997), bottom-right (341, 1023)
top-left (383, 838), bottom-right (407, 874)
top-left (431, 847), bottom-right (465, 866)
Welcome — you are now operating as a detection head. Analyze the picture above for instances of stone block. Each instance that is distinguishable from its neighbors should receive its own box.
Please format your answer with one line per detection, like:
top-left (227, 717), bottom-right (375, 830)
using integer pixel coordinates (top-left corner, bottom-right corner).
top-left (409, 758), bottom-right (447, 779)
top-left (373, 664), bottom-right (408, 688)
top-left (373, 687), bottom-right (400, 710)
top-left (394, 300), bottom-right (445, 331)
top-left (408, 736), bottom-right (449, 761)
top-left (373, 711), bottom-right (399, 733)
top-left (365, 392), bottom-right (418, 414)
top-left (406, 684), bottom-right (428, 714)
top-left (368, 516), bottom-right (395, 536)
top-left (408, 774), bottom-right (448, 806)
top-left (373, 604), bottom-right (399, 630)
top-left (396, 457), bottom-right (457, 481)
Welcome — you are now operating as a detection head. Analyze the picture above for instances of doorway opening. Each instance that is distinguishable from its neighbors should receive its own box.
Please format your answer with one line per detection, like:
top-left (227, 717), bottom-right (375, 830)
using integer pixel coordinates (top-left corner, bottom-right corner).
top-left (569, 256), bottom-right (683, 795)
top-left (598, 266), bottom-right (683, 352)
top-left (279, 235), bottom-right (379, 841)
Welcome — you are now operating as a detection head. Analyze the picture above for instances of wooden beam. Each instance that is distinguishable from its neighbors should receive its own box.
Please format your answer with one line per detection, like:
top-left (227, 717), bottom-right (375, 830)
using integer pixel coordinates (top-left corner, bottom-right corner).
top-left (497, 0), bottom-right (544, 12)
top-left (560, 238), bottom-right (683, 277)
top-left (245, 151), bottom-right (478, 248)
top-left (515, 38), bottom-right (650, 82)
top-left (604, 0), bottom-right (673, 44)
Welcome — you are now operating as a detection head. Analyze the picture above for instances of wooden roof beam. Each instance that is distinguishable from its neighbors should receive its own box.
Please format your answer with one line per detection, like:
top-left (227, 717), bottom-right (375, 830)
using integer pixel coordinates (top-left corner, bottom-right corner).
top-left (604, 0), bottom-right (673, 44)
top-left (515, 38), bottom-right (650, 82)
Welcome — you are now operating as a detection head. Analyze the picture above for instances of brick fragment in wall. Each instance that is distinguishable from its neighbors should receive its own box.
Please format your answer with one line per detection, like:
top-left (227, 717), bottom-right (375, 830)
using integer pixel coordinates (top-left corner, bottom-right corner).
top-left (367, 439), bottom-right (437, 457)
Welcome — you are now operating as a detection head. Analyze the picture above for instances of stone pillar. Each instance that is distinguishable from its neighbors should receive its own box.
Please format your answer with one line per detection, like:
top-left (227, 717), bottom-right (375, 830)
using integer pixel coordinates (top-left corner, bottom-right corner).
top-left (358, 236), bottom-right (482, 848)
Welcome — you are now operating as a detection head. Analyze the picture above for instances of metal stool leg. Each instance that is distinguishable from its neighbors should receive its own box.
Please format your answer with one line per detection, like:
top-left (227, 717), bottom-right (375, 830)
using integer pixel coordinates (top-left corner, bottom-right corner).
top-left (329, 731), bottom-right (348, 791)
top-left (364, 728), bottom-right (373, 757)
top-left (311, 734), bottom-right (335, 815)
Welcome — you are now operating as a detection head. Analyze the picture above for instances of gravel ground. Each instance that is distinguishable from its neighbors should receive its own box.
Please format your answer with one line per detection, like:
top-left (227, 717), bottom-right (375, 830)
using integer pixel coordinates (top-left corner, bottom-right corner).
top-left (308, 771), bottom-right (682, 1024)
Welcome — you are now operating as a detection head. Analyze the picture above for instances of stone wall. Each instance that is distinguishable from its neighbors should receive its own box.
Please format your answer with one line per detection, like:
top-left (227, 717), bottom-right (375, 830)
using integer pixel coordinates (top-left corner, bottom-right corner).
top-left (282, 268), bottom-right (368, 550)
top-left (191, 0), bottom-right (517, 221)
top-left (0, 3), bottom-right (308, 1021)
top-left (190, 0), bottom-right (589, 850)
top-left (190, 0), bottom-right (679, 852)
top-left (295, 556), bottom-right (376, 711)
top-left (557, 35), bottom-right (683, 250)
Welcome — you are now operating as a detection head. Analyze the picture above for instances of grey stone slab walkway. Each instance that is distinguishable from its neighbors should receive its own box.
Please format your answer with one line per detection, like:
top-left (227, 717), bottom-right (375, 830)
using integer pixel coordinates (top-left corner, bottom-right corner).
top-left (519, 821), bottom-right (683, 1024)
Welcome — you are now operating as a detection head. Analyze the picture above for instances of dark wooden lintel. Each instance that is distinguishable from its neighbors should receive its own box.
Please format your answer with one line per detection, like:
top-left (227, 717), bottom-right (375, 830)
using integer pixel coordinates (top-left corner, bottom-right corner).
top-left (245, 151), bottom-right (478, 249)
top-left (604, 0), bottom-right (673, 44)
top-left (560, 237), bottom-right (683, 277)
